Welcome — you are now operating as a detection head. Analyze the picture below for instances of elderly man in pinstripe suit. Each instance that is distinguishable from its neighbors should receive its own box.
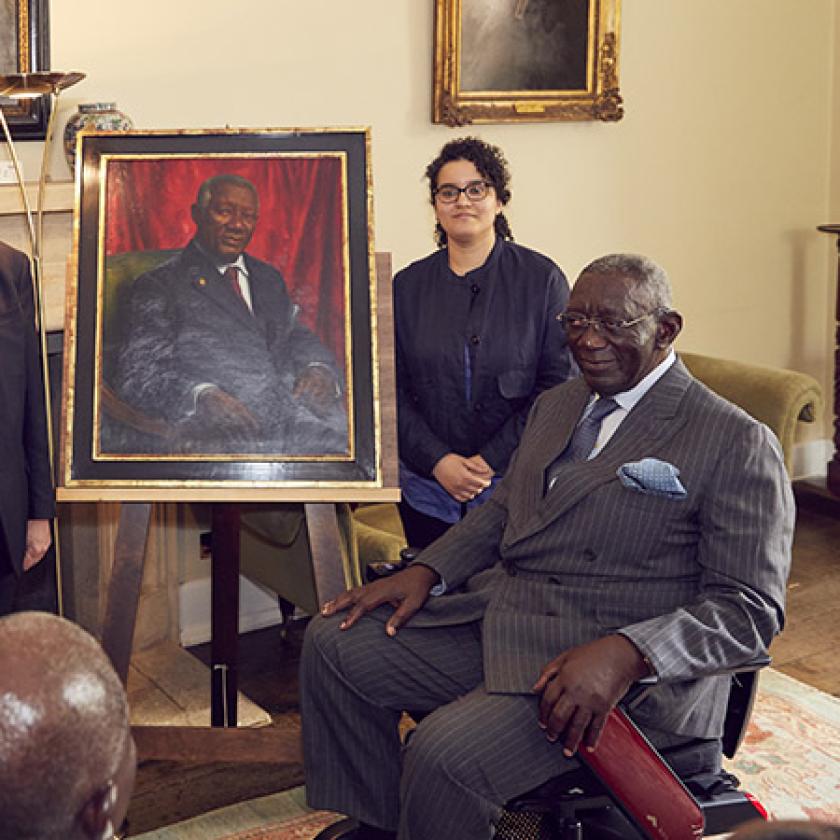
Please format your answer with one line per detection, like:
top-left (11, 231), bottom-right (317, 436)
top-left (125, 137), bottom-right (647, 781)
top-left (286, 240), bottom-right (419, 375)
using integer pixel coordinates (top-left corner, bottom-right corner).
top-left (301, 254), bottom-right (794, 840)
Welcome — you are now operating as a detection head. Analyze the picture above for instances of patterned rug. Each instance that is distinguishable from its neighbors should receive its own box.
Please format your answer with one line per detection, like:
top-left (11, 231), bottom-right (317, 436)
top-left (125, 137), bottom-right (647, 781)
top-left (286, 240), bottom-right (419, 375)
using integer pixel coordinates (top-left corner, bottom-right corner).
top-left (723, 669), bottom-right (840, 824)
top-left (219, 812), bottom-right (342, 840)
top-left (134, 669), bottom-right (840, 839)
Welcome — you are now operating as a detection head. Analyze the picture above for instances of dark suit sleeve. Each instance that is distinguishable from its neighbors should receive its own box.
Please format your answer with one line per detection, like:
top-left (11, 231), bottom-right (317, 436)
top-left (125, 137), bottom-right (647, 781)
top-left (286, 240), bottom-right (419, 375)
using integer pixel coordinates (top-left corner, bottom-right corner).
top-left (478, 267), bottom-right (575, 473)
top-left (416, 495), bottom-right (507, 589)
top-left (253, 262), bottom-right (343, 388)
top-left (16, 255), bottom-right (55, 520)
top-left (116, 271), bottom-right (199, 421)
top-left (286, 311), bottom-right (344, 387)
top-left (619, 421), bottom-right (793, 680)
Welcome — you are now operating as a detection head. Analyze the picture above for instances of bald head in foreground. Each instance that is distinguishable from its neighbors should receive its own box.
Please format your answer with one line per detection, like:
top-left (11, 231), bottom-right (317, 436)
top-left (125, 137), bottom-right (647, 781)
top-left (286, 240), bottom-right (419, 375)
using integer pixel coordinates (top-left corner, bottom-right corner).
top-left (0, 612), bottom-right (136, 840)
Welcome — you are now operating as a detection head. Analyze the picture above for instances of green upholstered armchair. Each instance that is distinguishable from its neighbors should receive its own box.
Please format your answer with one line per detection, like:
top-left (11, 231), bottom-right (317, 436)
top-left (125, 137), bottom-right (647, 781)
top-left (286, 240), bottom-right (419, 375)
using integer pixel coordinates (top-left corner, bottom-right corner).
top-left (238, 502), bottom-right (406, 626)
top-left (237, 503), bottom-right (365, 625)
top-left (680, 351), bottom-right (822, 476)
top-left (352, 502), bottom-right (406, 566)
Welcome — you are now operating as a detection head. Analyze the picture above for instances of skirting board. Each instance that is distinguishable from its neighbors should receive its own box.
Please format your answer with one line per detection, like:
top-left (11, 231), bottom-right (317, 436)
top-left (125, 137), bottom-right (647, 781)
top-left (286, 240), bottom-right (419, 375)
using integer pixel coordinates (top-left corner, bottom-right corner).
top-left (179, 575), bottom-right (285, 647)
top-left (793, 438), bottom-right (832, 481)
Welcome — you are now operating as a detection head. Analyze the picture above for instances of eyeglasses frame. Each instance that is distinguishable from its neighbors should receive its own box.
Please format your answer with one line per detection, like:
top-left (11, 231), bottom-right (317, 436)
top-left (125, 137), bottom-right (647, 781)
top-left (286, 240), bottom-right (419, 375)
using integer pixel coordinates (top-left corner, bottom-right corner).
top-left (433, 180), bottom-right (494, 204)
top-left (556, 309), bottom-right (665, 336)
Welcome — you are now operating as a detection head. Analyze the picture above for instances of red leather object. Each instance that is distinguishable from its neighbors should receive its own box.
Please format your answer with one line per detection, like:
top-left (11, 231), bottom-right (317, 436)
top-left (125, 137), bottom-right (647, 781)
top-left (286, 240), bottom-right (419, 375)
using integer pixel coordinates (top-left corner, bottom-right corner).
top-left (580, 707), bottom-right (705, 839)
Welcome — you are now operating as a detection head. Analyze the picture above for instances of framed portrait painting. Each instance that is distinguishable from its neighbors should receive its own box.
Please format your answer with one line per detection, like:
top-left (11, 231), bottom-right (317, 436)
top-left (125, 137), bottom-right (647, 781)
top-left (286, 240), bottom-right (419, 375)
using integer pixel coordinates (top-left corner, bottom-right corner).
top-left (433, 0), bottom-right (622, 125)
top-left (0, 0), bottom-right (51, 139)
top-left (60, 127), bottom-right (396, 500)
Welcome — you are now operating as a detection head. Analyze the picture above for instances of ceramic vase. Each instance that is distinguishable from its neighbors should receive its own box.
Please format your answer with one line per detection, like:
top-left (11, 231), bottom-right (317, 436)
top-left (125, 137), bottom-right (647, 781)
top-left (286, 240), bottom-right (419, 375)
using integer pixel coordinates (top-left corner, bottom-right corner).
top-left (64, 102), bottom-right (134, 176)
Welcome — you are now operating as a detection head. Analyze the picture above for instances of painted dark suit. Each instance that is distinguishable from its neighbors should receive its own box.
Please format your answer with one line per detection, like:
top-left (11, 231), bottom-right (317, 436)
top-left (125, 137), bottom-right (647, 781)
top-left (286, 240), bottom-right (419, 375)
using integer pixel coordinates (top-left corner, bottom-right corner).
top-left (0, 242), bottom-right (54, 611)
top-left (113, 240), bottom-right (347, 455)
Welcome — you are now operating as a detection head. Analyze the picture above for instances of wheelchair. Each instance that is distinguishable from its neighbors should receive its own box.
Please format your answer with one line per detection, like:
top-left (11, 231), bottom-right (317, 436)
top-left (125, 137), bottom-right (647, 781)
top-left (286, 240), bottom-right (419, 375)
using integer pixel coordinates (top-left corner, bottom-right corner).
top-left (313, 658), bottom-right (769, 840)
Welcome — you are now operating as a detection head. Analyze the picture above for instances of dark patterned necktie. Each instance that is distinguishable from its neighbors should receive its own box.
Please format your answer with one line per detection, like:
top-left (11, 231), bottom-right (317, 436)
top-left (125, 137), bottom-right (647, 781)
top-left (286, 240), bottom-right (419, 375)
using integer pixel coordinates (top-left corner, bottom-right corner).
top-left (224, 265), bottom-right (246, 305)
top-left (546, 397), bottom-right (620, 492)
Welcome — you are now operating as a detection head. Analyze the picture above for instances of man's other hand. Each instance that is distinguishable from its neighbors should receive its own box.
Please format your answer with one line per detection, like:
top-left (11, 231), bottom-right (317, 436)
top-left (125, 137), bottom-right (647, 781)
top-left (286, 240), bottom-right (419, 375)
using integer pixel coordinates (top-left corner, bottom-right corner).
top-left (23, 519), bottom-right (52, 571)
top-left (532, 635), bottom-right (650, 756)
top-left (293, 366), bottom-right (339, 410)
top-left (321, 564), bottom-right (440, 637)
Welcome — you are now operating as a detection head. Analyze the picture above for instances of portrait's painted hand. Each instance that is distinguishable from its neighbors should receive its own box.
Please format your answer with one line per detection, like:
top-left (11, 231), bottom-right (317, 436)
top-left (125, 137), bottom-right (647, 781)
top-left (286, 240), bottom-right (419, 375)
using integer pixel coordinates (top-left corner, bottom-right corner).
top-left (23, 519), bottom-right (52, 571)
top-left (433, 453), bottom-right (492, 502)
top-left (293, 366), bottom-right (339, 409)
top-left (532, 635), bottom-right (650, 756)
top-left (321, 564), bottom-right (440, 637)
top-left (196, 387), bottom-right (260, 435)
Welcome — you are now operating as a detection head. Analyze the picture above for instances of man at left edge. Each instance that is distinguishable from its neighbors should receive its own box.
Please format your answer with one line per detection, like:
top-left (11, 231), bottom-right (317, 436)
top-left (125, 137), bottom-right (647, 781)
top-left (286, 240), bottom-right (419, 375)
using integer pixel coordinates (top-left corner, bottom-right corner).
top-left (0, 241), bottom-right (54, 615)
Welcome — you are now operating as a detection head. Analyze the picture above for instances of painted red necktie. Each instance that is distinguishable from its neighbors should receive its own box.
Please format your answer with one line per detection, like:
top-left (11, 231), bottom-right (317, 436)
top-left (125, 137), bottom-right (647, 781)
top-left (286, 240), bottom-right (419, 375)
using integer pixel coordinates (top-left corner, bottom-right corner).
top-left (224, 265), bottom-right (246, 304)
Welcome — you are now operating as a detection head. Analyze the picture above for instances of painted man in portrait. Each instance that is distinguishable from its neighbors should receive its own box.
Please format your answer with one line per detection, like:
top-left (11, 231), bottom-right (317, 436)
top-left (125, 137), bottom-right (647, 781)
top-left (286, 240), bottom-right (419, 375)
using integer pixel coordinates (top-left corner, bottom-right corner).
top-left (108, 174), bottom-right (348, 456)
top-left (460, 0), bottom-right (589, 92)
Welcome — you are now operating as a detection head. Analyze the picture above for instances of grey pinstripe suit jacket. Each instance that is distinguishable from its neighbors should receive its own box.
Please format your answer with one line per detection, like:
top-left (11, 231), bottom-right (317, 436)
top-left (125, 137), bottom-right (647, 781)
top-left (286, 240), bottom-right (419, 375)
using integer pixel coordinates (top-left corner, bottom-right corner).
top-left (413, 357), bottom-right (794, 740)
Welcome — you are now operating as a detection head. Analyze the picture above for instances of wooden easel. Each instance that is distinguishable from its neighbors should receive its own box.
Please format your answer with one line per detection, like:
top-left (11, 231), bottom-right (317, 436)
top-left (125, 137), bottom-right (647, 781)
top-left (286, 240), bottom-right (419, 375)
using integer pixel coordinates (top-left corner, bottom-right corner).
top-left (100, 500), bottom-right (349, 763)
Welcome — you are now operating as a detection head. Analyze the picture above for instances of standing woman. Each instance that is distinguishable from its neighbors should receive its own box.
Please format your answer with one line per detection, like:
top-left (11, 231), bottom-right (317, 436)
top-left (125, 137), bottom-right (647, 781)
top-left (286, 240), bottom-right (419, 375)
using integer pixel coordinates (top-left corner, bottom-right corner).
top-left (394, 137), bottom-right (575, 549)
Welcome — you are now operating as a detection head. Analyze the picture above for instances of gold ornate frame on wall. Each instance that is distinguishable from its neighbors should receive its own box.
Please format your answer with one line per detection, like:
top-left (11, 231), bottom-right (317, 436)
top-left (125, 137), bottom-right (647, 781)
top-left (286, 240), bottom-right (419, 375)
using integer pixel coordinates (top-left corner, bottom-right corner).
top-left (433, 0), bottom-right (622, 126)
top-left (0, 0), bottom-right (51, 138)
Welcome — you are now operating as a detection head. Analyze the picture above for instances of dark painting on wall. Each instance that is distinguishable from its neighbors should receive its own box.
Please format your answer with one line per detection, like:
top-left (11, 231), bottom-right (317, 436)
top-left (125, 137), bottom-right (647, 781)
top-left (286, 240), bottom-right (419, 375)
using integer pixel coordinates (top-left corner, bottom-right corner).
top-left (61, 128), bottom-right (385, 497)
top-left (433, 0), bottom-right (623, 125)
top-left (460, 0), bottom-right (590, 92)
top-left (0, 0), bottom-right (51, 139)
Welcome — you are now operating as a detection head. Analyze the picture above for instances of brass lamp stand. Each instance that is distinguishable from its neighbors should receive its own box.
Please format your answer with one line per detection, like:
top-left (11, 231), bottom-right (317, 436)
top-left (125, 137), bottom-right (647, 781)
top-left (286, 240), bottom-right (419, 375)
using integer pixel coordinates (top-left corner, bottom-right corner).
top-left (0, 71), bottom-right (85, 613)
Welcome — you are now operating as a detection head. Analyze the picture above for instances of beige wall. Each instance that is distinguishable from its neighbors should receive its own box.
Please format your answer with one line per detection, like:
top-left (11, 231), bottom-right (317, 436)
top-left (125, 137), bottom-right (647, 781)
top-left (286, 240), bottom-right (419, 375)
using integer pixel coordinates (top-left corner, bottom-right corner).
top-left (5, 0), bottom-right (837, 441)
top-left (831, 5), bottom-right (840, 317)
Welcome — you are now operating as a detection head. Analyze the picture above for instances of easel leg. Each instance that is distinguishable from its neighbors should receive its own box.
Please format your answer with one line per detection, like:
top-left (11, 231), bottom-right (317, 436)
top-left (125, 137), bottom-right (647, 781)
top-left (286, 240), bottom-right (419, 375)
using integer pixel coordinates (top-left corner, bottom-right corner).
top-left (304, 502), bottom-right (348, 607)
top-left (211, 503), bottom-right (240, 727)
top-left (101, 502), bottom-right (152, 686)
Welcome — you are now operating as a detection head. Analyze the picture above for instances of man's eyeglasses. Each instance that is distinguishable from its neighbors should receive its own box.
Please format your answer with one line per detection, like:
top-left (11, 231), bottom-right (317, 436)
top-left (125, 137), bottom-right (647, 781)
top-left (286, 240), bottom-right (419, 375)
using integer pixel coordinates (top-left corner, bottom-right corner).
top-left (556, 310), bottom-right (661, 337)
top-left (433, 180), bottom-right (493, 204)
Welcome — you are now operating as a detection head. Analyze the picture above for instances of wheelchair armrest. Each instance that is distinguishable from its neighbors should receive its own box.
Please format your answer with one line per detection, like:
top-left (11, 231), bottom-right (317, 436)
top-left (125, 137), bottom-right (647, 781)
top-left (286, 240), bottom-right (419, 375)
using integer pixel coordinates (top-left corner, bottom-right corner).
top-left (624, 654), bottom-right (771, 761)
top-left (365, 545), bottom-right (422, 583)
top-left (625, 655), bottom-right (771, 710)
top-left (400, 546), bottom-right (422, 564)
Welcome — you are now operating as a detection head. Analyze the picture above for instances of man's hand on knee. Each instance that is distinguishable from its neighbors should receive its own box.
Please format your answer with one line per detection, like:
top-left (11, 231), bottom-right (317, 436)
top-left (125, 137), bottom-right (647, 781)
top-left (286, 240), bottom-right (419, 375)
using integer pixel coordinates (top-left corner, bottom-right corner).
top-left (321, 564), bottom-right (441, 636)
top-left (531, 634), bottom-right (650, 757)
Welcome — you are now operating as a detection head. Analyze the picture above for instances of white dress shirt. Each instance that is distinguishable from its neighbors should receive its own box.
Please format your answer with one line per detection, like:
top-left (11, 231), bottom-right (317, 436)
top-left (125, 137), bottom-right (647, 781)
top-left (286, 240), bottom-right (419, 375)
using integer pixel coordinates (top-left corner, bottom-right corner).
top-left (583, 349), bottom-right (677, 459)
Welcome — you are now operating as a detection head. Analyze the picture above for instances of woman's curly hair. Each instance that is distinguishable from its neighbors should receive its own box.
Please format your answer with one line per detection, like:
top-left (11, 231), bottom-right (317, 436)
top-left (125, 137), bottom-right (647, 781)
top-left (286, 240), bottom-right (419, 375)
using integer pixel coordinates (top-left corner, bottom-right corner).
top-left (425, 137), bottom-right (514, 248)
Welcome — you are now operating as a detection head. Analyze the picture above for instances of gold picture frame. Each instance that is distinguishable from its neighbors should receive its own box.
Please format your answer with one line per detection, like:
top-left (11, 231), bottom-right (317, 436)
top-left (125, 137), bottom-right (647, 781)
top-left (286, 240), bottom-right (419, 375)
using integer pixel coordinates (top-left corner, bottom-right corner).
top-left (0, 0), bottom-right (51, 138)
top-left (433, 0), bottom-right (622, 126)
top-left (59, 127), bottom-right (400, 502)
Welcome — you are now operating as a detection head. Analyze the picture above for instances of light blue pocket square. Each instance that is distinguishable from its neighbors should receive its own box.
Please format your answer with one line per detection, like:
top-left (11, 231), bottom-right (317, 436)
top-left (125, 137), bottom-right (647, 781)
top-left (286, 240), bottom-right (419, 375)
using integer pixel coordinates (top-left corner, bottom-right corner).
top-left (617, 458), bottom-right (687, 499)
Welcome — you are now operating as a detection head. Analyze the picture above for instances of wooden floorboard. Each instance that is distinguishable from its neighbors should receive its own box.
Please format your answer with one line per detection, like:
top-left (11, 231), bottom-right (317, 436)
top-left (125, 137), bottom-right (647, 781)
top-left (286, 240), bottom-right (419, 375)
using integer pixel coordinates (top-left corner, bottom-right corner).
top-left (769, 503), bottom-right (840, 700)
top-left (133, 721), bottom-right (302, 764)
top-left (127, 621), bottom-right (307, 833)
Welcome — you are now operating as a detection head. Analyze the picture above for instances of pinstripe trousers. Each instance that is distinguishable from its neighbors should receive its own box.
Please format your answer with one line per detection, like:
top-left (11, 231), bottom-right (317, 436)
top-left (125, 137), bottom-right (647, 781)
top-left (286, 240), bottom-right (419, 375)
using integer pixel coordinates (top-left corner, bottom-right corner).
top-left (301, 609), bottom-right (585, 840)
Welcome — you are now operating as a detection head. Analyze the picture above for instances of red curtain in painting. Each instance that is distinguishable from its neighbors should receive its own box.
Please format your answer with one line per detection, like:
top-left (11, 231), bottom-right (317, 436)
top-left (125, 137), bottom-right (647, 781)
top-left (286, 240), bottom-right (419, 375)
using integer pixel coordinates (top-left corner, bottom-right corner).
top-left (104, 156), bottom-right (346, 363)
